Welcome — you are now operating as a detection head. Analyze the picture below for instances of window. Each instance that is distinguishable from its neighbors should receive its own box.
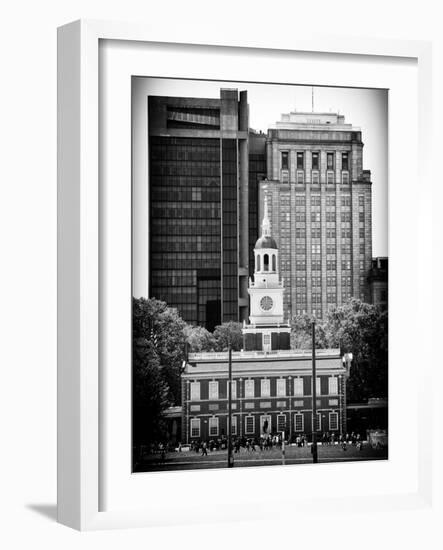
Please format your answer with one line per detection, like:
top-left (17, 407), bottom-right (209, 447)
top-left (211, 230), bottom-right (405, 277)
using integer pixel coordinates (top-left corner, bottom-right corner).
top-left (312, 276), bottom-right (321, 287)
top-left (294, 413), bottom-right (304, 432)
top-left (359, 244), bottom-right (365, 254)
top-left (261, 378), bottom-right (270, 397)
top-left (312, 258), bottom-right (321, 271)
top-left (190, 381), bottom-right (200, 401)
top-left (294, 378), bottom-right (304, 396)
top-left (311, 195), bottom-right (321, 206)
top-left (312, 243), bottom-right (321, 254)
top-left (312, 171), bottom-right (320, 184)
top-left (328, 377), bottom-right (338, 395)
top-left (360, 260), bottom-right (365, 270)
top-left (342, 152), bottom-right (349, 171)
top-left (342, 259), bottom-right (351, 270)
top-left (297, 170), bottom-right (305, 184)
top-left (327, 152), bottom-right (334, 169)
top-left (359, 195), bottom-right (365, 206)
top-left (297, 152), bottom-right (304, 169)
top-left (329, 412), bottom-right (339, 431)
top-left (230, 380), bottom-right (237, 399)
top-left (326, 195), bottom-right (336, 206)
top-left (245, 379), bottom-right (254, 398)
top-left (296, 228), bottom-right (306, 238)
top-left (245, 416), bottom-right (255, 434)
top-left (327, 171), bottom-right (334, 184)
top-left (209, 416), bottom-right (219, 436)
top-left (231, 415), bottom-right (237, 435)
top-left (327, 260), bottom-right (336, 271)
top-left (342, 172), bottom-right (349, 184)
top-left (311, 211), bottom-right (321, 222)
top-left (209, 380), bottom-right (219, 399)
top-left (190, 418), bottom-right (200, 437)
top-left (315, 412), bottom-right (321, 432)
top-left (296, 195), bottom-right (306, 206)
top-left (277, 378), bottom-right (286, 396)
top-left (281, 151), bottom-right (289, 170)
top-left (315, 377), bottom-right (321, 395)
top-left (312, 152), bottom-right (319, 170)
top-left (277, 414), bottom-right (286, 432)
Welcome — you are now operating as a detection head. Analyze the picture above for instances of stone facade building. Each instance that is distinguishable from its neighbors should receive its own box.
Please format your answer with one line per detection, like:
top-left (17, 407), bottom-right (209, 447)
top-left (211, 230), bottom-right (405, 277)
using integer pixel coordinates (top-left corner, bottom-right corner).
top-left (261, 111), bottom-right (373, 319)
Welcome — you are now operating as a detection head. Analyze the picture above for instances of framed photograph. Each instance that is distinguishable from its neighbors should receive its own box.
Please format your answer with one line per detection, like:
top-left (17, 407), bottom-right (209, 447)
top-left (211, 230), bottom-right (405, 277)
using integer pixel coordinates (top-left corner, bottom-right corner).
top-left (57, 20), bottom-right (432, 530)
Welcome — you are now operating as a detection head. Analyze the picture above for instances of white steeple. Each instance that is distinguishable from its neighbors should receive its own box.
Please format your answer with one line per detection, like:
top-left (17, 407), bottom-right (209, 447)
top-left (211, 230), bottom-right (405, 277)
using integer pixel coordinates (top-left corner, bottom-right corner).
top-left (262, 195), bottom-right (271, 237)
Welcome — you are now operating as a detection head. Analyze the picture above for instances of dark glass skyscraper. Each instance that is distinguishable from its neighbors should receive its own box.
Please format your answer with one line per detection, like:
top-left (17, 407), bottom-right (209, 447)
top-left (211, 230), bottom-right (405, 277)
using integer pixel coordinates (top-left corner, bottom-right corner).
top-left (148, 90), bottom-right (249, 330)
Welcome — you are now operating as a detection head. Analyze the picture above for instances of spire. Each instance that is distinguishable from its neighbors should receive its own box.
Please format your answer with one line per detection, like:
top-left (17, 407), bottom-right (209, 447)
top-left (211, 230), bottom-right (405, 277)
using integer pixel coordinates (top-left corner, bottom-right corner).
top-left (262, 195), bottom-right (271, 237)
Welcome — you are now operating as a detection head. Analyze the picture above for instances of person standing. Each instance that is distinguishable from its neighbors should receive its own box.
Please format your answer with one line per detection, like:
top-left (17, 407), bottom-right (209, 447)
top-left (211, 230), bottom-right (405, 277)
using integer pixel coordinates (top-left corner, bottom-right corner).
top-left (201, 441), bottom-right (208, 456)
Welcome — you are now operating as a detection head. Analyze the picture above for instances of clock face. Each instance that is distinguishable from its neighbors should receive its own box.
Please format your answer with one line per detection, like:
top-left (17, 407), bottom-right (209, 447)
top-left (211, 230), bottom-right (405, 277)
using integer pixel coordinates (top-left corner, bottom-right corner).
top-left (260, 296), bottom-right (274, 311)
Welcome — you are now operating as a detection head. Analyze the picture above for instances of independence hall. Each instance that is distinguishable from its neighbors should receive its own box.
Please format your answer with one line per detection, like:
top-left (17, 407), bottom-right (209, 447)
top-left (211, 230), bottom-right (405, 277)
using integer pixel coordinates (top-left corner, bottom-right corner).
top-left (182, 200), bottom-right (347, 442)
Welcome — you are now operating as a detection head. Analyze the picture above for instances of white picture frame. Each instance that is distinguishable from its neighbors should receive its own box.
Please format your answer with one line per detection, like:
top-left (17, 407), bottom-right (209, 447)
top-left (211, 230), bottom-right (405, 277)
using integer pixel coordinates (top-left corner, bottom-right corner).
top-left (57, 19), bottom-right (433, 531)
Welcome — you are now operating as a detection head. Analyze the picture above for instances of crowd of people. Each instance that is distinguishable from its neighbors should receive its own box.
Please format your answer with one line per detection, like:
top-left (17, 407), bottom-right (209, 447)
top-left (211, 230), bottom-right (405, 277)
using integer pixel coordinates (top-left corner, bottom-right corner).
top-left (149, 430), bottom-right (365, 459)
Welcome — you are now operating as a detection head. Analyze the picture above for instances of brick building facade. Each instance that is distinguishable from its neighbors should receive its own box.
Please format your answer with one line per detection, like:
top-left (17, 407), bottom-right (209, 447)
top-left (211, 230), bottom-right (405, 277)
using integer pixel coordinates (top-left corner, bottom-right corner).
top-left (182, 205), bottom-right (347, 443)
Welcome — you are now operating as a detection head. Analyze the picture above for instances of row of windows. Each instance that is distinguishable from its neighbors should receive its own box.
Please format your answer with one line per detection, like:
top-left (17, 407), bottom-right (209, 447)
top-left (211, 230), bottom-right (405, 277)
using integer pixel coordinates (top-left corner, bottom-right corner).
top-left (189, 377), bottom-right (339, 401)
top-left (282, 151), bottom-right (349, 171)
top-left (189, 411), bottom-right (339, 437)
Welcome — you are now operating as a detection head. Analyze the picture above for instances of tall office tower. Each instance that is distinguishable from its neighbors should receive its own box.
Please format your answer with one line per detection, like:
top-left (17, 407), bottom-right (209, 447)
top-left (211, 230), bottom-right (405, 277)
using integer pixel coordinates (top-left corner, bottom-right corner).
top-left (148, 89), bottom-right (249, 330)
top-left (261, 111), bottom-right (373, 320)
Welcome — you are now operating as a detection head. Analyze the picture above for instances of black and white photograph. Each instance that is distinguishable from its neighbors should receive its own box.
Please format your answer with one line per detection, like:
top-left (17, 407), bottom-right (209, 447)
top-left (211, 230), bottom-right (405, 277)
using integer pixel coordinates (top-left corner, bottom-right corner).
top-left (131, 77), bottom-right (389, 472)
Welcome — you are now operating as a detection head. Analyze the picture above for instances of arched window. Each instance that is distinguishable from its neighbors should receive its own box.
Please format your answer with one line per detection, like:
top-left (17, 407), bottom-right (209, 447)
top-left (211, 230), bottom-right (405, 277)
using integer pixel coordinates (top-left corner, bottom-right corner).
top-left (272, 254), bottom-right (276, 271)
top-left (257, 254), bottom-right (261, 272)
top-left (263, 254), bottom-right (269, 271)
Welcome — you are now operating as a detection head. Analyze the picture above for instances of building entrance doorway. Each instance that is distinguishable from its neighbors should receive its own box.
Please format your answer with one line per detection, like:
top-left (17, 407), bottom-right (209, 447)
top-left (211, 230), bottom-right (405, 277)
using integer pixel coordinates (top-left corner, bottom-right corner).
top-left (260, 415), bottom-right (272, 435)
top-left (262, 333), bottom-right (271, 352)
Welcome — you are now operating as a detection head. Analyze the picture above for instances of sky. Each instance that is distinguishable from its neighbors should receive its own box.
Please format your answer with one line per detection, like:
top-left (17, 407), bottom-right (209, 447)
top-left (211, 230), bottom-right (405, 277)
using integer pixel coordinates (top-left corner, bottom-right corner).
top-left (141, 77), bottom-right (388, 257)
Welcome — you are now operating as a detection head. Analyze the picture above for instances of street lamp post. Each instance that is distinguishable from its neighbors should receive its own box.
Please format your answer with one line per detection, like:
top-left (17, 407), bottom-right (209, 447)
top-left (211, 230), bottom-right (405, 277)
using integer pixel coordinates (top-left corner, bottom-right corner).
top-left (342, 352), bottom-right (353, 437)
top-left (227, 344), bottom-right (234, 468)
top-left (311, 320), bottom-right (318, 463)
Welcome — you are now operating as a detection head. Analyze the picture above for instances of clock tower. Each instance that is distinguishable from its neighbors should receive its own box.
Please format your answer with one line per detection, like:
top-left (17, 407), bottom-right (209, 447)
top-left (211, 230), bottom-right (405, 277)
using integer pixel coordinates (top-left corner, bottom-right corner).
top-left (243, 195), bottom-right (291, 351)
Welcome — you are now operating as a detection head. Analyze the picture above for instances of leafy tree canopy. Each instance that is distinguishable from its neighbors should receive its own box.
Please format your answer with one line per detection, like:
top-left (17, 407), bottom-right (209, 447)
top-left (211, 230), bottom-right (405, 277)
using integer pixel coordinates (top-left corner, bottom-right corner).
top-left (213, 321), bottom-right (244, 352)
top-left (184, 325), bottom-right (216, 353)
top-left (290, 299), bottom-right (388, 403)
top-left (133, 297), bottom-right (187, 407)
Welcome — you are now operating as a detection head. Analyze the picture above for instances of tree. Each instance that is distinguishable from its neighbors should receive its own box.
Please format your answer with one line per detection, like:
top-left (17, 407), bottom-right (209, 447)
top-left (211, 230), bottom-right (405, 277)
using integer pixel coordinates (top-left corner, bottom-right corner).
top-left (325, 299), bottom-right (388, 402)
top-left (290, 313), bottom-right (328, 350)
top-left (133, 336), bottom-right (170, 450)
top-left (213, 321), bottom-right (244, 351)
top-left (184, 324), bottom-right (216, 352)
top-left (289, 299), bottom-right (388, 403)
top-left (133, 297), bottom-right (187, 406)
